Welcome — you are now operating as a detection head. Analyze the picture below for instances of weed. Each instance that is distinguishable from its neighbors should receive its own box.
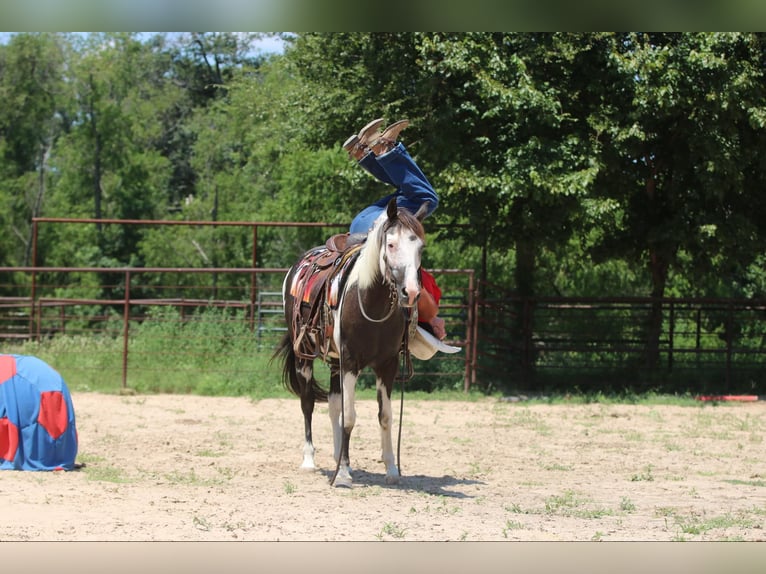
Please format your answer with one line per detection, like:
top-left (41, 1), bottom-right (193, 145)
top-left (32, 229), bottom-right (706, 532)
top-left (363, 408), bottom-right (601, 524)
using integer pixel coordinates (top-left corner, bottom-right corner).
top-left (85, 464), bottom-right (129, 483)
top-left (164, 468), bottom-right (217, 486)
top-left (630, 465), bottom-right (654, 482)
top-left (193, 516), bottom-right (211, 531)
top-left (502, 520), bottom-right (525, 538)
top-left (622, 430), bottom-right (644, 441)
top-left (724, 478), bottom-right (766, 488)
top-left (467, 461), bottom-right (492, 478)
top-left (620, 497), bottom-right (636, 513)
top-left (544, 490), bottom-right (613, 519)
top-left (283, 480), bottom-right (296, 495)
top-left (377, 522), bottom-right (406, 540)
top-left (505, 502), bottom-right (525, 514)
top-left (195, 449), bottom-right (225, 457)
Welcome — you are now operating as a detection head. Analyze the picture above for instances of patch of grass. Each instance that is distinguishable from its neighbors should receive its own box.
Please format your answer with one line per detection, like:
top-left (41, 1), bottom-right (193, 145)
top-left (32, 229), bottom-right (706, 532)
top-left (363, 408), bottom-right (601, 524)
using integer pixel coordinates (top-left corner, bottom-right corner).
top-left (502, 520), bottom-right (525, 537)
top-left (544, 490), bottom-right (613, 519)
top-left (541, 462), bottom-right (573, 471)
top-left (504, 502), bottom-right (526, 514)
top-left (192, 515), bottom-right (211, 532)
top-left (164, 468), bottom-right (224, 487)
top-left (620, 497), bottom-right (636, 513)
top-left (283, 480), bottom-right (296, 494)
top-left (654, 506), bottom-right (678, 518)
top-left (76, 452), bottom-right (104, 465)
top-left (195, 449), bottom-right (225, 457)
top-left (376, 522), bottom-right (406, 540)
top-left (723, 478), bottom-right (766, 488)
top-left (85, 464), bottom-right (129, 483)
top-left (466, 461), bottom-right (492, 479)
top-left (505, 408), bottom-right (552, 435)
top-left (675, 512), bottom-right (758, 536)
top-left (413, 496), bottom-right (461, 516)
top-left (630, 465), bottom-right (655, 482)
top-left (622, 430), bottom-right (644, 441)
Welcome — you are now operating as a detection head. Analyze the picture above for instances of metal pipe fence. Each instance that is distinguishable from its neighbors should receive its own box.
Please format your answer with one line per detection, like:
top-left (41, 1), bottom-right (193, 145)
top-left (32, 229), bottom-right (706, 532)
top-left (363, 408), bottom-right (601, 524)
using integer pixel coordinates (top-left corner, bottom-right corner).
top-left (0, 266), bottom-right (476, 392)
top-left (474, 282), bottom-right (766, 395)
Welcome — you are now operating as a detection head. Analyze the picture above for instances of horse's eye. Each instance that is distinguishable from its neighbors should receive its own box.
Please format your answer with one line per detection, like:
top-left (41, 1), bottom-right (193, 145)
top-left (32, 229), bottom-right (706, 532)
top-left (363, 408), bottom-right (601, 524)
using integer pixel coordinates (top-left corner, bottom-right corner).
top-left (387, 243), bottom-right (395, 250)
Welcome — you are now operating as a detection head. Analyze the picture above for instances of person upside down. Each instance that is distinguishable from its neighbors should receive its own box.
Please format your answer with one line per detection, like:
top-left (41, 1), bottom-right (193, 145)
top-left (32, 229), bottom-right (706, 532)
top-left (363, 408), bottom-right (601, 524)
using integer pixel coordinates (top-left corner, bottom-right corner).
top-left (342, 117), bottom-right (447, 342)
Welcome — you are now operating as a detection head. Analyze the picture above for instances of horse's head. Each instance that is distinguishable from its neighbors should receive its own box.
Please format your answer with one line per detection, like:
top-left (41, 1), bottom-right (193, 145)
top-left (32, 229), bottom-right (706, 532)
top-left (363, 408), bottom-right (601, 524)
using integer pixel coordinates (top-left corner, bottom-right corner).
top-left (379, 198), bottom-right (428, 309)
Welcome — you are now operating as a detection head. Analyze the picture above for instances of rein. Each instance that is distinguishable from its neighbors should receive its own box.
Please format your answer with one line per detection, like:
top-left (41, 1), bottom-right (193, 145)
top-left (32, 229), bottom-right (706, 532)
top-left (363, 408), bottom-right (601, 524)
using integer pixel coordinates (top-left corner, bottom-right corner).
top-left (357, 282), bottom-right (398, 323)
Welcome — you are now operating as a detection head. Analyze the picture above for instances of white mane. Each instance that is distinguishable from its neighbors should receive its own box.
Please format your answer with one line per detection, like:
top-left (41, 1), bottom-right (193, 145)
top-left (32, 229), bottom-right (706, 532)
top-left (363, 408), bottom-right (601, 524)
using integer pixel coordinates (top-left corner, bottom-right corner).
top-left (347, 214), bottom-right (386, 290)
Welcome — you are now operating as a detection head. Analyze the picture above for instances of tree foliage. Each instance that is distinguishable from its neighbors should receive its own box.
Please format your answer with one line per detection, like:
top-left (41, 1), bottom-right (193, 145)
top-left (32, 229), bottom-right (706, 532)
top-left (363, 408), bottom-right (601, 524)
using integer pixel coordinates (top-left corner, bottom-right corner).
top-left (2, 31), bottom-right (766, 308)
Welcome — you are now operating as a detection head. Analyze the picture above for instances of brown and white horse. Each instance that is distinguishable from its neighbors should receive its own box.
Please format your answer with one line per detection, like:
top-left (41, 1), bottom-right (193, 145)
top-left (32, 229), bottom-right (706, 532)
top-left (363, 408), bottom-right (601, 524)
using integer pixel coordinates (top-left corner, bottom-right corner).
top-left (274, 198), bottom-right (427, 487)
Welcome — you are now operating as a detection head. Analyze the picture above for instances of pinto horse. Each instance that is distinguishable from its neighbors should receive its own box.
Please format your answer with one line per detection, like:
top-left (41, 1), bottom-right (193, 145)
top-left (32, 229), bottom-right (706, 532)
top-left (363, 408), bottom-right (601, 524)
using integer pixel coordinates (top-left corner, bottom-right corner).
top-left (274, 198), bottom-right (427, 487)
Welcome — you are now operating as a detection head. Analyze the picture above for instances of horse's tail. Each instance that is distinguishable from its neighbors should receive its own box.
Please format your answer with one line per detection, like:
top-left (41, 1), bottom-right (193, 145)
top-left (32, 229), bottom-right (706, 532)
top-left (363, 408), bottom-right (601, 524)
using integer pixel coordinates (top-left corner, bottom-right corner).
top-left (272, 332), bottom-right (329, 402)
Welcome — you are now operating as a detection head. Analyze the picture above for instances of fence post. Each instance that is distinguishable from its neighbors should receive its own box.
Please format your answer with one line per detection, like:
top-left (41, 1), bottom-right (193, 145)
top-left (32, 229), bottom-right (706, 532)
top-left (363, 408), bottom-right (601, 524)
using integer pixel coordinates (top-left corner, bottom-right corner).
top-left (726, 302), bottom-right (733, 392)
top-left (249, 224), bottom-right (258, 332)
top-left (464, 270), bottom-right (475, 392)
top-left (29, 220), bottom-right (39, 339)
top-left (122, 270), bottom-right (131, 391)
top-left (668, 300), bottom-right (674, 371)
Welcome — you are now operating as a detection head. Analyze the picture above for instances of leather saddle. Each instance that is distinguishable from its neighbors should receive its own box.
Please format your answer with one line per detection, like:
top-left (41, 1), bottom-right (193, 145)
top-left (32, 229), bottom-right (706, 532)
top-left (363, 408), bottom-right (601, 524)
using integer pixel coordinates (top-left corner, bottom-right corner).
top-left (290, 233), bottom-right (366, 359)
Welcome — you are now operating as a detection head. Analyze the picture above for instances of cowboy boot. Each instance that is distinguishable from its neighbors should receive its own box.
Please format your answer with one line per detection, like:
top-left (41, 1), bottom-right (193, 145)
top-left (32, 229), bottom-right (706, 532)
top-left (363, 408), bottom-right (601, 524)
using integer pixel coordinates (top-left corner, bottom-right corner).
top-left (371, 119), bottom-right (409, 155)
top-left (342, 133), bottom-right (370, 161)
top-left (357, 117), bottom-right (385, 145)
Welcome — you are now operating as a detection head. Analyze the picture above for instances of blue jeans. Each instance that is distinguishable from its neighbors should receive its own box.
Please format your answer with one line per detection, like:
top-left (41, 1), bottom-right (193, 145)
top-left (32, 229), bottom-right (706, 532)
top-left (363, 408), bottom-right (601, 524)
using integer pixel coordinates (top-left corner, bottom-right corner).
top-left (350, 143), bottom-right (439, 234)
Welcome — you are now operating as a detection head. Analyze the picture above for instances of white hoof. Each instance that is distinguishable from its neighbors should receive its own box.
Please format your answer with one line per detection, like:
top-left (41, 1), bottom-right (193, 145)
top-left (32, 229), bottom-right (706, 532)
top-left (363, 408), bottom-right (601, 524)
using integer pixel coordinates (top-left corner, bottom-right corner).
top-left (333, 467), bottom-right (353, 488)
top-left (385, 473), bottom-right (400, 485)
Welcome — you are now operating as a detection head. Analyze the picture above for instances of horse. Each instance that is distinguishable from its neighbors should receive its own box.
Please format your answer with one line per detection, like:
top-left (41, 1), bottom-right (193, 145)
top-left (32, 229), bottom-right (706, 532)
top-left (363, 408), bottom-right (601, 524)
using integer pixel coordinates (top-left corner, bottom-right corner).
top-left (273, 198), bottom-right (427, 487)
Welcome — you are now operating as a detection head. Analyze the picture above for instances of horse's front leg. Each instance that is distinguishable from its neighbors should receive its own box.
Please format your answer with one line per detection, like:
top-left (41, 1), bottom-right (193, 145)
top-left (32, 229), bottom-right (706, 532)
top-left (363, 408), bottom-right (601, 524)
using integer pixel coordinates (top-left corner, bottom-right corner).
top-left (375, 359), bottom-right (401, 485)
top-left (328, 367), bottom-right (357, 487)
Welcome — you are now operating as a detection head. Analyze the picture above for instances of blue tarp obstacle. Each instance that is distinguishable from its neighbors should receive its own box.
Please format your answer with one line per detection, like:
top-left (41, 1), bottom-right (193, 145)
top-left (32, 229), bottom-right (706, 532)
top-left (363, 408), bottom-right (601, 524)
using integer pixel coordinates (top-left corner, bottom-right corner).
top-left (0, 354), bottom-right (78, 470)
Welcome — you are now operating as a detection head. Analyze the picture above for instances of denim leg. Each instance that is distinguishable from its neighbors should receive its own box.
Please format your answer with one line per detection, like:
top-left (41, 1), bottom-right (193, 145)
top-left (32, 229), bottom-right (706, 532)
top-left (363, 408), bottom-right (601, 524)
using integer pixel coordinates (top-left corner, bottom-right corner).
top-left (358, 152), bottom-right (395, 186)
top-left (376, 143), bottom-right (439, 217)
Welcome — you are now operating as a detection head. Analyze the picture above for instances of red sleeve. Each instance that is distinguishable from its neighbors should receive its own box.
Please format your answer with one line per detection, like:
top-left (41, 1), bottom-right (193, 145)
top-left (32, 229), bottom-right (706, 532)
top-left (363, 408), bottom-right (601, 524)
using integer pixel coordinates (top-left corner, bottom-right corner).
top-left (420, 269), bottom-right (441, 306)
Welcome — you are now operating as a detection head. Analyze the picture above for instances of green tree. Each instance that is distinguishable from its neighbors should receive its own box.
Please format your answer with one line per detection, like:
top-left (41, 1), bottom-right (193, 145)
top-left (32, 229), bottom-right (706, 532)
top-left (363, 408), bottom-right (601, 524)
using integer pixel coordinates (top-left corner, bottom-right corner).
top-left (592, 32), bottom-right (766, 366)
top-left (44, 33), bottom-right (178, 270)
top-left (0, 33), bottom-right (70, 268)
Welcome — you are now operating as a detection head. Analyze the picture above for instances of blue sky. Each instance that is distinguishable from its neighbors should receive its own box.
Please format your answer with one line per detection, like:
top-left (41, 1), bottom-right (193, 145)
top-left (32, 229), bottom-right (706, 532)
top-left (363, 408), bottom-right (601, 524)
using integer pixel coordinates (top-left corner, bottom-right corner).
top-left (0, 32), bottom-right (286, 54)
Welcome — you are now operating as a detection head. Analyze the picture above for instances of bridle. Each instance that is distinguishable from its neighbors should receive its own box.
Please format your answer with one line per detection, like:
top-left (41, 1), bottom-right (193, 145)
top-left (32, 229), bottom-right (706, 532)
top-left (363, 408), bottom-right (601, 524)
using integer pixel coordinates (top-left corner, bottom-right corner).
top-left (357, 220), bottom-right (420, 324)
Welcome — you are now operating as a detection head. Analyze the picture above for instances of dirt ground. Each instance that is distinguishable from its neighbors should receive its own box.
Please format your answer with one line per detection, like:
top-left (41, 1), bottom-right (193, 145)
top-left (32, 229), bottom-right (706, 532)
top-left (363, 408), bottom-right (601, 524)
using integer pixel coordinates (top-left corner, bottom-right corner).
top-left (1, 392), bottom-right (765, 542)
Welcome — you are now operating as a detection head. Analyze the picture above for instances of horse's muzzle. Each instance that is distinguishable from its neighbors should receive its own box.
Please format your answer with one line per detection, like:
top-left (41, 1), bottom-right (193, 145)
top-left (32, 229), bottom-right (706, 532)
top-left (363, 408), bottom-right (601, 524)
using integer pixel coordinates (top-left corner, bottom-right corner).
top-left (401, 284), bottom-right (420, 308)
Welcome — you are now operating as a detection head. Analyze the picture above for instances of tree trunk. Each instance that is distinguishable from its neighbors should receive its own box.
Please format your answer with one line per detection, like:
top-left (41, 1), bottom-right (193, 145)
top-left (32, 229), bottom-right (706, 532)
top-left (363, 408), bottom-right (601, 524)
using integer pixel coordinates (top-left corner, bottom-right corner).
top-left (646, 246), bottom-right (669, 369)
top-left (514, 235), bottom-right (537, 387)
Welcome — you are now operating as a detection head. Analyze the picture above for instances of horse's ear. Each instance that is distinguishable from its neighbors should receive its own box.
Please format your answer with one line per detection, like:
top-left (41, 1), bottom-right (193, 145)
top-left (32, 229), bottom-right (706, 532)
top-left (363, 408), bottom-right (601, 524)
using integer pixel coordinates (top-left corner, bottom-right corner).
top-left (386, 197), bottom-right (398, 221)
top-left (414, 201), bottom-right (430, 222)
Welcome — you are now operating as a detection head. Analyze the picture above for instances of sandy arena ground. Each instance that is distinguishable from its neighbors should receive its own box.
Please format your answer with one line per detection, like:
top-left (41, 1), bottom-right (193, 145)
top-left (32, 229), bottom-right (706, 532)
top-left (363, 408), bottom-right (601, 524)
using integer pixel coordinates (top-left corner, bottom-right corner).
top-left (1, 392), bottom-right (765, 542)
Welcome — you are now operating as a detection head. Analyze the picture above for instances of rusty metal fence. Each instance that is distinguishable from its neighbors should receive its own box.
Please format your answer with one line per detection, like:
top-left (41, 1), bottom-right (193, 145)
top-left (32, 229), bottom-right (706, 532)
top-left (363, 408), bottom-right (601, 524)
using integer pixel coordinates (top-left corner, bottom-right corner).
top-left (0, 217), bottom-right (475, 393)
top-left (0, 265), bottom-right (476, 392)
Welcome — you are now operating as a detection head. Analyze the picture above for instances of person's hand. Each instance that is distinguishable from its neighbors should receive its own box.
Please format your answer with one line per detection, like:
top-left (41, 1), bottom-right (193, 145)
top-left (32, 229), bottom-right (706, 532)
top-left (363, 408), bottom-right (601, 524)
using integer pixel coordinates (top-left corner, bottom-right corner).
top-left (429, 316), bottom-right (446, 340)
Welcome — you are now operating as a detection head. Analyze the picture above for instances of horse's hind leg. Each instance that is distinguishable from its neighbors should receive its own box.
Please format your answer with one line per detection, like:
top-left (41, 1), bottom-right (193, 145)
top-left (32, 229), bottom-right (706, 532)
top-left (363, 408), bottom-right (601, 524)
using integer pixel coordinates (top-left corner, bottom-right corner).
top-left (375, 359), bottom-right (401, 485)
top-left (328, 366), bottom-right (357, 487)
top-left (297, 358), bottom-right (317, 470)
